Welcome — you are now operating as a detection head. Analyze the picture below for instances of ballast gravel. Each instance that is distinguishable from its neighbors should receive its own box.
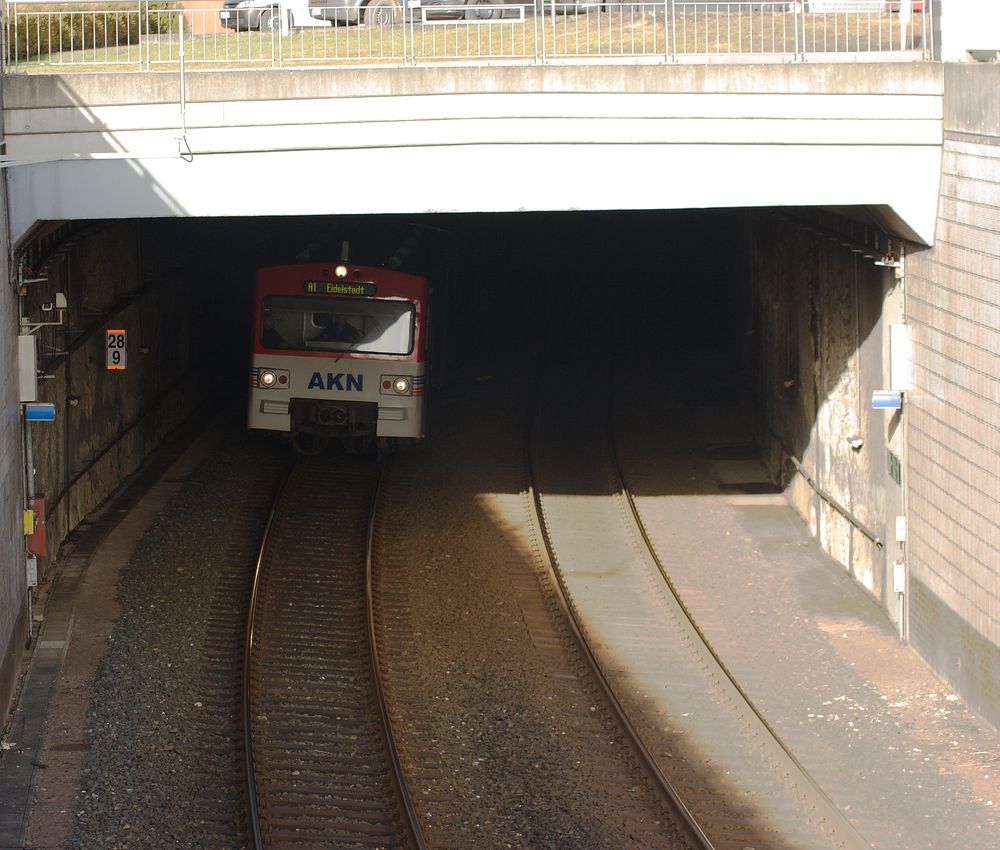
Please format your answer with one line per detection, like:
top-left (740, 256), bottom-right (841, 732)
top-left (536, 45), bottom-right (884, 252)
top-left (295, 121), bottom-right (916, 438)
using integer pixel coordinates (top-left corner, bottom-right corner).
top-left (43, 407), bottom-right (688, 850)
top-left (65, 434), bottom-right (269, 850)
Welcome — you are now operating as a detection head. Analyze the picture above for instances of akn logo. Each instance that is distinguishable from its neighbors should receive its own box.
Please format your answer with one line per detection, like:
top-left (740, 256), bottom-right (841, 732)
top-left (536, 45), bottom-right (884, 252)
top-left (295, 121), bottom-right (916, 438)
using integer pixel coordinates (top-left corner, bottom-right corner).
top-left (307, 372), bottom-right (363, 392)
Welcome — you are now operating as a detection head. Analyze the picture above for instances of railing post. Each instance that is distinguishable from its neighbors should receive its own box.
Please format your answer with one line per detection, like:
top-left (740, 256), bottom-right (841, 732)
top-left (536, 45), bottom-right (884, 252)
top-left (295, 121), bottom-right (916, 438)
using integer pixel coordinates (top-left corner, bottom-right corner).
top-left (791, 0), bottom-right (797, 60)
top-left (147, 0), bottom-right (152, 71)
top-left (269, 5), bottom-right (280, 68)
top-left (898, 0), bottom-right (910, 52)
top-left (4, 1), bottom-right (11, 72)
top-left (665, 0), bottom-right (675, 62)
top-left (795, 0), bottom-right (804, 62)
top-left (178, 14), bottom-right (186, 124)
top-left (538, 0), bottom-right (546, 64)
top-left (402, 0), bottom-right (409, 66)
top-left (928, 0), bottom-right (939, 60)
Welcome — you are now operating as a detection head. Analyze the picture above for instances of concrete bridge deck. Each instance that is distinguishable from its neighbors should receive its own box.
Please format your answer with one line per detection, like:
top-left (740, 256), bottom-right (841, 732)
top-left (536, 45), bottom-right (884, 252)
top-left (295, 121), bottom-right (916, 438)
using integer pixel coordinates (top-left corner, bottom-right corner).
top-left (4, 63), bottom-right (944, 247)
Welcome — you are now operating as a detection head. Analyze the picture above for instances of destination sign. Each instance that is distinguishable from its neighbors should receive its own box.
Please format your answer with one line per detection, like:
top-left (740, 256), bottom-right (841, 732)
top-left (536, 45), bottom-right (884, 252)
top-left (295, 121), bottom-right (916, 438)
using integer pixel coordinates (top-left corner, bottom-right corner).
top-left (303, 280), bottom-right (376, 297)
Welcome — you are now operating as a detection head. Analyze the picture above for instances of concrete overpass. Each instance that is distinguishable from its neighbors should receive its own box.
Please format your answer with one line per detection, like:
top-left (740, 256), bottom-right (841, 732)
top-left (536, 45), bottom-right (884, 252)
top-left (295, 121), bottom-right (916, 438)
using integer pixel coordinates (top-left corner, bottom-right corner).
top-left (5, 64), bottom-right (944, 248)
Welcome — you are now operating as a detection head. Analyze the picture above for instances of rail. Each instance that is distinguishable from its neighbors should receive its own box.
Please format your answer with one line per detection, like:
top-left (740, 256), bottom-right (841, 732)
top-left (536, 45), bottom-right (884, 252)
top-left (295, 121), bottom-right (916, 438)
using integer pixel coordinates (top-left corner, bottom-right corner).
top-left (529, 362), bottom-right (875, 848)
top-left (242, 459), bottom-right (426, 850)
top-left (612, 426), bottom-right (876, 849)
top-left (527, 380), bottom-right (715, 848)
top-left (242, 463), bottom-right (289, 850)
top-left (365, 461), bottom-right (428, 850)
top-left (4, 0), bottom-right (935, 72)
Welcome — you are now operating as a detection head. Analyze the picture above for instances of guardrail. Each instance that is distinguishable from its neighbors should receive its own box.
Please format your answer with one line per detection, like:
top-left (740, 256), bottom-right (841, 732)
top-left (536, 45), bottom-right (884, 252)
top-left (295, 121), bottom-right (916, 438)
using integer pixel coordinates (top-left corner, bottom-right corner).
top-left (3, 0), bottom-right (934, 71)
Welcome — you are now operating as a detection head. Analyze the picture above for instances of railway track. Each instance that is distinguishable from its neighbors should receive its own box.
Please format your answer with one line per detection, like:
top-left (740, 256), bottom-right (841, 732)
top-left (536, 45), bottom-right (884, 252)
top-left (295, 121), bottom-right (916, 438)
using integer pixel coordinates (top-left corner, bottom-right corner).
top-left (185, 442), bottom-right (292, 850)
top-left (242, 455), bottom-right (424, 850)
top-left (369, 397), bottom-right (704, 849)
top-left (223, 367), bottom-right (869, 850)
top-left (528, 364), bottom-right (873, 850)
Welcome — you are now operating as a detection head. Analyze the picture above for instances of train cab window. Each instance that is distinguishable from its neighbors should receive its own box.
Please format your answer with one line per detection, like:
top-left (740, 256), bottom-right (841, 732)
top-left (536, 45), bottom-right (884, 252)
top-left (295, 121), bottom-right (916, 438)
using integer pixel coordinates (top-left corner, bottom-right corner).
top-left (261, 315), bottom-right (290, 349)
top-left (312, 312), bottom-right (362, 344)
top-left (261, 296), bottom-right (416, 355)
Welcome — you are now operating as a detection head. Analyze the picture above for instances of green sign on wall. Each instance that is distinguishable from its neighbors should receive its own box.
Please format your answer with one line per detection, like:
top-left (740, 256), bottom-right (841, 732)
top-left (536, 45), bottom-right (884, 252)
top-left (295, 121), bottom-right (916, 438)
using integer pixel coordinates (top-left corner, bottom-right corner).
top-left (888, 450), bottom-right (902, 486)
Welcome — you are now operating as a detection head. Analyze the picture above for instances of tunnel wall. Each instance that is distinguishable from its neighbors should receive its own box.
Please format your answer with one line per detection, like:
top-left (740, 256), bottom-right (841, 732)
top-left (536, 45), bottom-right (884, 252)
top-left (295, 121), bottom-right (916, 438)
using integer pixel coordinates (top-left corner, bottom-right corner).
top-left (0, 76), bottom-right (26, 721)
top-left (751, 214), bottom-right (901, 611)
top-left (18, 220), bottom-right (225, 586)
top-left (903, 64), bottom-right (1000, 730)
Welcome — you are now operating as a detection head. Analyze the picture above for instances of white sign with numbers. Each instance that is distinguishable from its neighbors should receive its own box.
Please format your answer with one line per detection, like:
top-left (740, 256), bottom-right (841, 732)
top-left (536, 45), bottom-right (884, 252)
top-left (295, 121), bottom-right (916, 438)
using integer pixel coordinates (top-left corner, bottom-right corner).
top-left (106, 329), bottom-right (127, 370)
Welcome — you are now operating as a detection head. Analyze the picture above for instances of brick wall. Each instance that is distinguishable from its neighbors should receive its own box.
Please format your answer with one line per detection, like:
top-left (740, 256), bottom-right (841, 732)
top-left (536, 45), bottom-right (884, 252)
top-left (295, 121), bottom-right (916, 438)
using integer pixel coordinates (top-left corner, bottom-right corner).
top-left (904, 64), bottom-right (1000, 729)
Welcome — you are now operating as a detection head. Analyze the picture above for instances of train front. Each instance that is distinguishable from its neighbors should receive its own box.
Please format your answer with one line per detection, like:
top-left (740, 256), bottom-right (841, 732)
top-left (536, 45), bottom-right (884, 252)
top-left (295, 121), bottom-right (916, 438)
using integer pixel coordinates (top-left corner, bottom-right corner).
top-left (248, 262), bottom-right (428, 453)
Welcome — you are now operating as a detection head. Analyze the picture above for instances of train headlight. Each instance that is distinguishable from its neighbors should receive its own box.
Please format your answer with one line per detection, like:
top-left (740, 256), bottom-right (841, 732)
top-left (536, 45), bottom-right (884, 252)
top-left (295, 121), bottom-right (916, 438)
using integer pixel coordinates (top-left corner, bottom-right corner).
top-left (254, 368), bottom-right (288, 389)
top-left (381, 375), bottom-right (412, 396)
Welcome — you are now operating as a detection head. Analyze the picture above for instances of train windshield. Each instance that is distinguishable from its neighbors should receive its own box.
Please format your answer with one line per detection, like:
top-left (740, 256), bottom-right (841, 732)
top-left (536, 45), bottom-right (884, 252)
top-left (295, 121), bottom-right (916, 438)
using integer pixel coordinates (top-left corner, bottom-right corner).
top-left (260, 295), bottom-right (415, 355)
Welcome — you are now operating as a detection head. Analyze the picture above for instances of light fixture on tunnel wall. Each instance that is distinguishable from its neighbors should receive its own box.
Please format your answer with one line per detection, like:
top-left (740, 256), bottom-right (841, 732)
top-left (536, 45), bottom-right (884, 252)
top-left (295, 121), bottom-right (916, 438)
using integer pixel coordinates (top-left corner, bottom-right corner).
top-left (874, 252), bottom-right (902, 268)
top-left (874, 239), bottom-right (903, 269)
top-left (19, 271), bottom-right (68, 335)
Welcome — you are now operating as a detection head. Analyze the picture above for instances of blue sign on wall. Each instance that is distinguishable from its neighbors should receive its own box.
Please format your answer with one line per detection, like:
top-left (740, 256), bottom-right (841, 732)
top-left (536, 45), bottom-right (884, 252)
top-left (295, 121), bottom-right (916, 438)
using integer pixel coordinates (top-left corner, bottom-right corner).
top-left (872, 390), bottom-right (903, 410)
top-left (24, 403), bottom-right (56, 422)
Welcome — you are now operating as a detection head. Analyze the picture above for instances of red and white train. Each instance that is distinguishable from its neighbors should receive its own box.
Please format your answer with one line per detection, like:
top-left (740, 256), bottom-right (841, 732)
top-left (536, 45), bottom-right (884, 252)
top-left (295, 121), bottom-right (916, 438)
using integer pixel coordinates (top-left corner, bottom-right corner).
top-left (248, 260), bottom-right (430, 453)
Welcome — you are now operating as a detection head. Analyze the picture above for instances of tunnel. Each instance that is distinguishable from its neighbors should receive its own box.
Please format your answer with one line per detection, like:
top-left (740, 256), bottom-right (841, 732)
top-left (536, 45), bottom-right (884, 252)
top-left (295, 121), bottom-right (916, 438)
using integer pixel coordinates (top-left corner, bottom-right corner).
top-left (14, 205), bottom-right (904, 602)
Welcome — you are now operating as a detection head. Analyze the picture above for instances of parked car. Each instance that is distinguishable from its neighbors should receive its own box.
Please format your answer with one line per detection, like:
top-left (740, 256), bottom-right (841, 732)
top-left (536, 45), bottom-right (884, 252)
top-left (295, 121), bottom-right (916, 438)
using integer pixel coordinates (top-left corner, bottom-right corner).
top-left (220, 0), bottom-right (330, 31)
top-left (798, 0), bottom-right (924, 10)
top-left (453, 0), bottom-right (602, 19)
top-left (307, 0), bottom-right (600, 26)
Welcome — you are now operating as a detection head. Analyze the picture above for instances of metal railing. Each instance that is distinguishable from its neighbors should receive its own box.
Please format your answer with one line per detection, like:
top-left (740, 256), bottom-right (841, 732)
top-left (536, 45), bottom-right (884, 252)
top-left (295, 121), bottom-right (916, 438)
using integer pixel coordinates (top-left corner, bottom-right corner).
top-left (3, 0), bottom-right (934, 72)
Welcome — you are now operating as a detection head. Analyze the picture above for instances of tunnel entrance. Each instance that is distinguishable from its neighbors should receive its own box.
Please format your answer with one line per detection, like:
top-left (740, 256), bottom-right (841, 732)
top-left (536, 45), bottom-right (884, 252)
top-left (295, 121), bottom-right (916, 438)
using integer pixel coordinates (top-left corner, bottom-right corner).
top-left (14, 206), bottom-right (905, 616)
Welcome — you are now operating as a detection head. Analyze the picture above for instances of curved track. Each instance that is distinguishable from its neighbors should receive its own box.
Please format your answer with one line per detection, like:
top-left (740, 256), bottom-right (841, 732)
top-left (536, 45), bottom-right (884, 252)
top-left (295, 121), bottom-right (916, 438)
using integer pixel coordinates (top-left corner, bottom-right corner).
top-left (242, 456), bottom-right (425, 850)
top-left (528, 363), bottom-right (872, 850)
top-left (524, 420), bottom-right (715, 850)
top-left (364, 423), bottom-right (702, 849)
